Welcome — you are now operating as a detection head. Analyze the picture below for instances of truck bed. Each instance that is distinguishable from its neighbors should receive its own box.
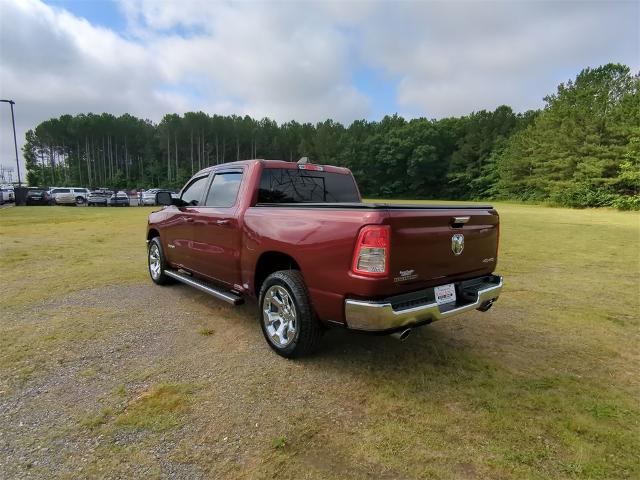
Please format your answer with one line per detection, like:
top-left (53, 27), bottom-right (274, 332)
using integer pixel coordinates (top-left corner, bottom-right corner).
top-left (256, 202), bottom-right (493, 209)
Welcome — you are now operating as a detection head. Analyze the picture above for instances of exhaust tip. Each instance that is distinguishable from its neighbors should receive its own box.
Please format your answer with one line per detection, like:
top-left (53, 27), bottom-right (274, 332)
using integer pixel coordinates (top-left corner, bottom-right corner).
top-left (391, 328), bottom-right (412, 341)
top-left (477, 300), bottom-right (494, 312)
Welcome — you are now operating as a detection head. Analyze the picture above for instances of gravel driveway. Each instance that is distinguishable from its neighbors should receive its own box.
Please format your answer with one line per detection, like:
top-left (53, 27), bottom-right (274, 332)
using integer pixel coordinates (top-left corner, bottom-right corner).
top-left (1, 281), bottom-right (430, 479)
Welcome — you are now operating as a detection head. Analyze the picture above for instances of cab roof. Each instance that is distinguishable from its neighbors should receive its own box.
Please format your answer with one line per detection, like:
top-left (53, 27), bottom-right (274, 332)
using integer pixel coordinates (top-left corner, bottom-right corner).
top-left (193, 159), bottom-right (351, 177)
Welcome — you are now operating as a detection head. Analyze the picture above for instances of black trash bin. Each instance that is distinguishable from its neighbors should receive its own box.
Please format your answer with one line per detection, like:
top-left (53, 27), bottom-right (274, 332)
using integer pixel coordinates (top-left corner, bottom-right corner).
top-left (14, 186), bottom-right (29, 206)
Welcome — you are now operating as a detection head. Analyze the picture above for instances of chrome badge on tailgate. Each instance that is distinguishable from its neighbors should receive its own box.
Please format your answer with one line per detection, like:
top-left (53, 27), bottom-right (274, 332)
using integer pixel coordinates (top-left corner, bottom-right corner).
top-left (451, 233), bottom-right (464, 255)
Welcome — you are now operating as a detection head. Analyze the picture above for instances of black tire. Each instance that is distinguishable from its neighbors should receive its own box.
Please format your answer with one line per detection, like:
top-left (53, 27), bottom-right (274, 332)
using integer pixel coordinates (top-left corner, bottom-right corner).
top-left (258, 270), bottom-right (323, 358)
top-left (76, 196), bottom-right (85, 205)
top-left (147, 237), bottom-right (173, 285)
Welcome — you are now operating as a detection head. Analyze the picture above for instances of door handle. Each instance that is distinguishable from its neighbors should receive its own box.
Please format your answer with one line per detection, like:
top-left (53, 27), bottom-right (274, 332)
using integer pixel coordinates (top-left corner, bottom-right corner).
top-left (216, 219), bottom-right (230, 226)
top-left (183, 217), bottom-right (194, 223)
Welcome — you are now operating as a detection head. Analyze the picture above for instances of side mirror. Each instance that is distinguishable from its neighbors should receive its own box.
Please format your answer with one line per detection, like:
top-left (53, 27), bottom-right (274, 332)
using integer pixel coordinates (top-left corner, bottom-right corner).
top-left (156, 191), bottom-right (173, 206)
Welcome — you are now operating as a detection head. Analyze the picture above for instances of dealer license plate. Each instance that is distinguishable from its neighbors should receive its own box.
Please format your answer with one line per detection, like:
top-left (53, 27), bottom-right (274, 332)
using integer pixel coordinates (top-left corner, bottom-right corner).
top-left (434, 283), bottom-right (456, 305)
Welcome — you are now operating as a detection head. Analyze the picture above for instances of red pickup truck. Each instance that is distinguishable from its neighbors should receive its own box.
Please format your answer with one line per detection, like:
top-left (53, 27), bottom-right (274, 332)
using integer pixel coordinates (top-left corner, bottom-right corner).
top-left (146, 159), bottom-right (503, 357)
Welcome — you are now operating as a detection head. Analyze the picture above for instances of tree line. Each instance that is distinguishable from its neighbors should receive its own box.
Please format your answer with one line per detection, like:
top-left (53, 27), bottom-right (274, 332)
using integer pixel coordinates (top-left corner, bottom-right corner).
top-left (23, 63), bottom-right (639, 209)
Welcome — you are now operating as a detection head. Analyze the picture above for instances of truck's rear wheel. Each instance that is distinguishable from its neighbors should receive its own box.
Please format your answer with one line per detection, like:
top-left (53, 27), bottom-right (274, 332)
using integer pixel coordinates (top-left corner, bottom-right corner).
top-left (148, 237), bottom-right (173, 285)
top-left (259, 270), bottom-right (322, 358)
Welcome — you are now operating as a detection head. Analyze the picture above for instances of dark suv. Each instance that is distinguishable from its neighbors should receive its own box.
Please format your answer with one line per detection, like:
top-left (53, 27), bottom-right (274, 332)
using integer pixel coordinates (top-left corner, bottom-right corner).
top-left (25, 189), bottom-right (51, 205)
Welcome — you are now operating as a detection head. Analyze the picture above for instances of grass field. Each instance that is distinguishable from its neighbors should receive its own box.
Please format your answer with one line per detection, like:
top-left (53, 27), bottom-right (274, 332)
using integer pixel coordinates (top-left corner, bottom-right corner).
top-left (0, 203), bottom-right (638, 479)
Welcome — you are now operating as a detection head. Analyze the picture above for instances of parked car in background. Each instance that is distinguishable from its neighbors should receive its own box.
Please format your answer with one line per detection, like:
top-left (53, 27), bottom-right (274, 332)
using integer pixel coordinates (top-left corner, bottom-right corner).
top-left (71, 187), bottom-right (89, 204)
top-left (48, 188), bottom-right (70, 204)
top-left (25, 188), bottom-right (50, 205)
top-left (48, 187), bottom-right (63, 204)
top-left (54, 191), bottom-right (78, 206)
top-left (141, 189), bottom-right (160, 205)
top-left (109, 191), bottom-right (130, 206)
top-left (0, 186), bottom-right (14, 204)
top-left (48, 187), bottom-right (90, 204)
top-left (141, 188), bottom-right (173, 206)
top-left (87, 189), bottom-right (111, 207)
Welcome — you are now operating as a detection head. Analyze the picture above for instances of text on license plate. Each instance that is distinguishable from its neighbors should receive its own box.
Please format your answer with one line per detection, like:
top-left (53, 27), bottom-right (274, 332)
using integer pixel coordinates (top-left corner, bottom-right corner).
top-left (434, 283), bottom-right (456, 305)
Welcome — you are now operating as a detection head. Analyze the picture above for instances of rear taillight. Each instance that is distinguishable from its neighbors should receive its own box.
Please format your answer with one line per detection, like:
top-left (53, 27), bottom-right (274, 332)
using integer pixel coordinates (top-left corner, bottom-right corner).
top-left (351, 225), bottom-right (390, 277)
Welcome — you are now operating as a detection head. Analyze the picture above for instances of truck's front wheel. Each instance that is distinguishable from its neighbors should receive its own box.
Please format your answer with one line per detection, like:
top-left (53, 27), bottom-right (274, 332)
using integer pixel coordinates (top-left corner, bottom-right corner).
top-left (259, 270), bottom-right (322, 358)
top-left (148, 237), bottom-right (173, 285)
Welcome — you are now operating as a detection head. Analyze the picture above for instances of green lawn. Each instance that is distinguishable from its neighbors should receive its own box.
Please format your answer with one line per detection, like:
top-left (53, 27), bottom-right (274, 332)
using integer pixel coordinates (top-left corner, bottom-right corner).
top-left (0, 203), bottom-right (638, 479)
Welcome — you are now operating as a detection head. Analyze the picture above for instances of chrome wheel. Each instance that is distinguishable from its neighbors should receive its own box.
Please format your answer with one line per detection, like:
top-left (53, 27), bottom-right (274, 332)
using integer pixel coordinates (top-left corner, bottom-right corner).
top-left (262, 285), bottom-right (298, 348)
top-left (149, 243), bottom-right (161, 280)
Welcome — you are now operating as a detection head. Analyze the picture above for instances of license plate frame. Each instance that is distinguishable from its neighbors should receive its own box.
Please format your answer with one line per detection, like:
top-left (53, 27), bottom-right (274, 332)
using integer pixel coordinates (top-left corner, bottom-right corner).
top-left (434, 283), bottom-right (456, 306)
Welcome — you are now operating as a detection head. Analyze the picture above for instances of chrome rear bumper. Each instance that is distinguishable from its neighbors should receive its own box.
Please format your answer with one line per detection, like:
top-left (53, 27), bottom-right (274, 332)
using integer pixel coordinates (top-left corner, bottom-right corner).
top-left (344, 275), bottom-right (503, 332)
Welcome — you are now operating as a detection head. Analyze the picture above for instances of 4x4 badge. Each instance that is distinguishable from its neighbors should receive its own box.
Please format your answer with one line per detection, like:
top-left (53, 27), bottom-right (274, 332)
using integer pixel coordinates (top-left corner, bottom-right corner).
top-left (451, 234), bottom-right (464, 255)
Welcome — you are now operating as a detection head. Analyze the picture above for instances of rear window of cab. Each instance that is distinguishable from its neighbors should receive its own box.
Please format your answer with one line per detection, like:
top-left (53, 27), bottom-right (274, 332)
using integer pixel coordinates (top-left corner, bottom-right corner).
top-left (258, 168), bottom-right (359, 203)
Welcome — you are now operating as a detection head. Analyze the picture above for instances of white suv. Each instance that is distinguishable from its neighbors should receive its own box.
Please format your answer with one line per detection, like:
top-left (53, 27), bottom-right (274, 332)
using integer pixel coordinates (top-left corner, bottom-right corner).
top-left (49, 187), bottom-right (90, 205)
top-left (0, 186), bottom-right (14, 205)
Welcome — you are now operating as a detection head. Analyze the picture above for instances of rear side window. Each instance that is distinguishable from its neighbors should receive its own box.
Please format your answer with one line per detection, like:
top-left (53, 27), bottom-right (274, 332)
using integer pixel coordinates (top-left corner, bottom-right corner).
top-left (205, 172), bottom-right (242, 207)
top-left (181, 176), bottom-right (208, 206)
top-left (258, 168), bottom-right (359, 203)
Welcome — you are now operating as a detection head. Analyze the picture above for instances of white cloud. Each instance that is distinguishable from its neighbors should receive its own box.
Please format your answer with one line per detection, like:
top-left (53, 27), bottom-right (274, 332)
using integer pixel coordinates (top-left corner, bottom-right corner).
top-left (0, 0), bottom-right (188, 179)
top-left (0, 0), bottom-right (637, 177)
top-left (129, 1), bottom-right (371, 123)
top-left (355, 1), bottom-right (639, 117)
top-left (0, 0), bottom-right (371, 177)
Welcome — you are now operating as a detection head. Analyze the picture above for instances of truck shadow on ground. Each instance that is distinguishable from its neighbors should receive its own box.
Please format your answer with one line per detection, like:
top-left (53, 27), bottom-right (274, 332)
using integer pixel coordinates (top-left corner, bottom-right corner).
top-left (193, 289), bottom-right (488, 378)
top-left (233, 295), bottom-right (478, 363)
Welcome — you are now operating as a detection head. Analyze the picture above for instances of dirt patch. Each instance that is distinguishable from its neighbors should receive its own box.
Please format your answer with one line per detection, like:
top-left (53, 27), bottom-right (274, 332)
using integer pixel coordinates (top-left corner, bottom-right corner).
top-left (0, 283), bottom-right (388, 478)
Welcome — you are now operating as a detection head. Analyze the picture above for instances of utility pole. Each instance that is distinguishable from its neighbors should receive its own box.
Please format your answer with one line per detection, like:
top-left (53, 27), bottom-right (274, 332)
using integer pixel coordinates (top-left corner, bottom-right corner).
top-left (0, 99), bottom-right (21, 186)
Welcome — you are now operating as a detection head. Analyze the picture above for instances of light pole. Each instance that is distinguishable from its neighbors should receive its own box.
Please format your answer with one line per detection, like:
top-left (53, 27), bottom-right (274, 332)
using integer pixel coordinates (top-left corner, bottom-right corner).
top-left (0, 99), bottom-right (21, 186)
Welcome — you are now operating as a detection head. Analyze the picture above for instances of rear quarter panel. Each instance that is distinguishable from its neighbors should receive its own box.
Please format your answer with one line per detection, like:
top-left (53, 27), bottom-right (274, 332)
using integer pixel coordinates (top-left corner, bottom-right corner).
top-left (241, 207), bottom-right (387, 322)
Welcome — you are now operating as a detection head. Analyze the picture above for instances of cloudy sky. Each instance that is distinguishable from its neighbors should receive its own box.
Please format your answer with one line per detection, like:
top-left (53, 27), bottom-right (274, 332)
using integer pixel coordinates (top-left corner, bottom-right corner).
top-left (0, 0), bottom-right (638, 179)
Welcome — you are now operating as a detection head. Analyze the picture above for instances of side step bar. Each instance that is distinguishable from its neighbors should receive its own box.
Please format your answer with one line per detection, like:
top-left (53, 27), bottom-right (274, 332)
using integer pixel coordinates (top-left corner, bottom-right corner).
top-left (164, 270), bottom-right (244, 305)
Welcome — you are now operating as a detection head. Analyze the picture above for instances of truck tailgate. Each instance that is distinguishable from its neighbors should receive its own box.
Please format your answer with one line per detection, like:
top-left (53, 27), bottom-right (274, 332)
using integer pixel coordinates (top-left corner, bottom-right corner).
top-left (384, 207), bottom-right (499, 288)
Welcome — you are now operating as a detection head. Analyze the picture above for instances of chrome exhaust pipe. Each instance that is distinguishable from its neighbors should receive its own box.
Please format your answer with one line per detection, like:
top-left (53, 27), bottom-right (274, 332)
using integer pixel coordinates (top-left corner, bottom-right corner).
top-left (477, 300), bottom-right (494, 312)
top-left (391, 328), bottom-right (412, 341)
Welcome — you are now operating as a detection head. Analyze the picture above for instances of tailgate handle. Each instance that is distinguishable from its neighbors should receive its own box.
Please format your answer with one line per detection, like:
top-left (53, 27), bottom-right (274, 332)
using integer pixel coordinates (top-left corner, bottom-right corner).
top-left (451, 216), bottom-right (470, 227)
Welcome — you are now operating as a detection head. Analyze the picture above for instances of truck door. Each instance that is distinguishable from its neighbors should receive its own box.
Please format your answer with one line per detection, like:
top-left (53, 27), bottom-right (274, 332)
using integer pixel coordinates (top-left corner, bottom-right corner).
top-left (162, 174), bottom-right (210, 269)
top-left (187, 169), bottom-right (244, 287)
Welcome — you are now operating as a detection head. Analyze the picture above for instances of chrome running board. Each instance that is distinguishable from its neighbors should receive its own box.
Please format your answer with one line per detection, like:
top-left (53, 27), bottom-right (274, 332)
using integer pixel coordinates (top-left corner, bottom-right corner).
top-left (165, 270), bottom-right (243, 305)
